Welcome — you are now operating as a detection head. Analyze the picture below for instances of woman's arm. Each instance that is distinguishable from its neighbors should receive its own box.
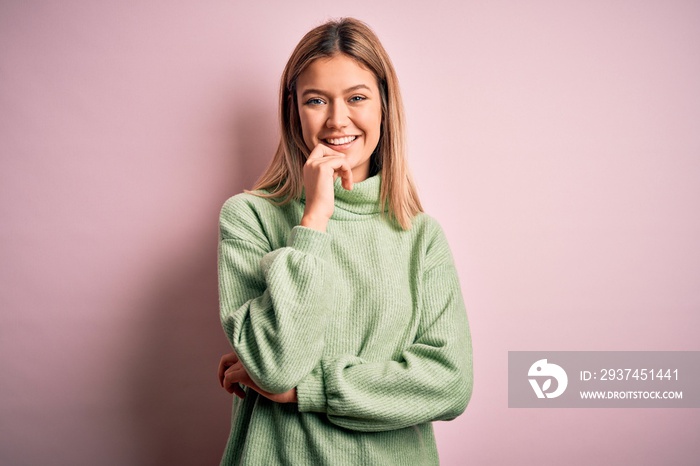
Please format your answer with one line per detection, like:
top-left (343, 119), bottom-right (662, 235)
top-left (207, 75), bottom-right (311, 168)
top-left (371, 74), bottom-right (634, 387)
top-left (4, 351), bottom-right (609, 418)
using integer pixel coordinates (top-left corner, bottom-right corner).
top-left (218, 143), bottom-right (350, 395)
top-left (218, 197), bottom-right (335, 394)
top-left (295, 227), bottom-right (473, 432)
top-left (218, 350), bottom-right (297, 403)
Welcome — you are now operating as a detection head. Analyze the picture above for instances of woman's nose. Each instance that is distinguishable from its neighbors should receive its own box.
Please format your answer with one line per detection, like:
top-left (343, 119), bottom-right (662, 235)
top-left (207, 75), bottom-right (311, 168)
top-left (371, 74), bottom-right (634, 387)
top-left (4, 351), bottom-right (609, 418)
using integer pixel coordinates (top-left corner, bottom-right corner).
top-left (326, 102), bottom-right (349, 129)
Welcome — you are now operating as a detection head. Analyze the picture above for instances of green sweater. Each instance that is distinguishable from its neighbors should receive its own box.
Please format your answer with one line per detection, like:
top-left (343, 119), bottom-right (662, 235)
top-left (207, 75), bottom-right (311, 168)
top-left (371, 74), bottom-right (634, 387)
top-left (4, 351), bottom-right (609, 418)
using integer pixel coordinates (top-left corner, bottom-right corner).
top-left (217, 174), bottom-right (473, 465)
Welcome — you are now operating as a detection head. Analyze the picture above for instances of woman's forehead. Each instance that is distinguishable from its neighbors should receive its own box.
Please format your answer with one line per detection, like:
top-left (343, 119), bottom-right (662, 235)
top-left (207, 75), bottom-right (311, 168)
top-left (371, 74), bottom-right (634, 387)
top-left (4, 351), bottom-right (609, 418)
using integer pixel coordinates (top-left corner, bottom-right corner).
top-left (297, 55), bottom-right (377, 92)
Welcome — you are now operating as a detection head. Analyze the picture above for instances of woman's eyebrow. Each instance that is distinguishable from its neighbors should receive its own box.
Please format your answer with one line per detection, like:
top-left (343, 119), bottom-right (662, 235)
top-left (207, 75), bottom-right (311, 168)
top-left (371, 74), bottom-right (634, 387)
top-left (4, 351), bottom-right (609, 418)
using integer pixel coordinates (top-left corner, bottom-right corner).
top-left (301, 84), bottom-right (372, 97)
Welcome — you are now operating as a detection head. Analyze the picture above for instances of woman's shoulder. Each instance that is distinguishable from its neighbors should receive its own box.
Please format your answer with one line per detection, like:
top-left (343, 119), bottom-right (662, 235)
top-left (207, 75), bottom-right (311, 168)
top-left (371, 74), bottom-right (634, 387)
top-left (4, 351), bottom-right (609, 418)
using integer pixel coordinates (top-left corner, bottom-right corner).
top-left (221, 186), bottom-right (298, 216)
top-left (409, 211), bottom-right (448, 241)
top-left (219, 190), bottom-right (294, 243)
top-left (220, 190), bottom-right (275, 218)
top-left (409, 212), bottom-right (455, 267)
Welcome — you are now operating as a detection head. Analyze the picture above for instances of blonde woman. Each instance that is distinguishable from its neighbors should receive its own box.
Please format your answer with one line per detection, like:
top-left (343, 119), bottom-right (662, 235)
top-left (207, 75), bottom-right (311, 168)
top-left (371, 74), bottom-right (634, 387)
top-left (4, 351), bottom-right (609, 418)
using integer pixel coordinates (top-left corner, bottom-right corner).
top-left (217, 18), bottom-right (472, 465)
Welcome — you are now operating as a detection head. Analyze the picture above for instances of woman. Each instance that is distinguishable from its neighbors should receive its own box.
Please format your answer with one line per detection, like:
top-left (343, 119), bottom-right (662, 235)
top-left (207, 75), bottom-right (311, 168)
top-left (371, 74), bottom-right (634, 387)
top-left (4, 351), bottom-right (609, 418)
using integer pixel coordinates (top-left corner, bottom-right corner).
top-left (217, 18), bottom-right (472, 465)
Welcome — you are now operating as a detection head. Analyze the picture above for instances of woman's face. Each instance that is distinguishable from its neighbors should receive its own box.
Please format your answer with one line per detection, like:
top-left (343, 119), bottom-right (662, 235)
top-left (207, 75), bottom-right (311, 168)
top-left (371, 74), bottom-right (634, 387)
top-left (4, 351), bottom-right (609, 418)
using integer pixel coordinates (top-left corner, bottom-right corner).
top-left (296, 54), bottom-right (382, 183)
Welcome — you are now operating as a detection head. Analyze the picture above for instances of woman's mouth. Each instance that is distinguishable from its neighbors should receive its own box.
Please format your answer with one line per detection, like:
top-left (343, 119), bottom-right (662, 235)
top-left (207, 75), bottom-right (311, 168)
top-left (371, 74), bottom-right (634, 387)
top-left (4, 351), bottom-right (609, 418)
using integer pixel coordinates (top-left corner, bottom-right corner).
top-left (324, 135), bottom-right (358, 148)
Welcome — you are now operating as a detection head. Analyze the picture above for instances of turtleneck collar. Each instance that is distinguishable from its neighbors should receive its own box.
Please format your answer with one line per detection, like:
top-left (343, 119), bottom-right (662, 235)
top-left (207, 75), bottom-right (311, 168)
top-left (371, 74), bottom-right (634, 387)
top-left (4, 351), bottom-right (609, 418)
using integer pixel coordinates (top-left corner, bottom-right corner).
top-left (301, 174), bottom-right (385, 219)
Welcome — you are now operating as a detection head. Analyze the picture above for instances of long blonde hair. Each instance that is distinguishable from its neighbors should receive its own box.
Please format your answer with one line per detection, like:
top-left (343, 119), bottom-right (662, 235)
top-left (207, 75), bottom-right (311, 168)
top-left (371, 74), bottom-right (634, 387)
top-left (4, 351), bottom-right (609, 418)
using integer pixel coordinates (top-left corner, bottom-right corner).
top-left (249, 17), bottom-right (423, 230)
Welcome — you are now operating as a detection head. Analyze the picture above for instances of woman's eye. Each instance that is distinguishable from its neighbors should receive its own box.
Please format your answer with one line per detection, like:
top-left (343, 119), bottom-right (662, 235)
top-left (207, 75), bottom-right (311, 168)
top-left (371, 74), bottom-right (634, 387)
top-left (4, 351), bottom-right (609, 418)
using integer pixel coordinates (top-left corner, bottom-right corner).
top-left (306, 98), bottom-right (325, 105)
top-left (349, 95), bottom-right (366, 102)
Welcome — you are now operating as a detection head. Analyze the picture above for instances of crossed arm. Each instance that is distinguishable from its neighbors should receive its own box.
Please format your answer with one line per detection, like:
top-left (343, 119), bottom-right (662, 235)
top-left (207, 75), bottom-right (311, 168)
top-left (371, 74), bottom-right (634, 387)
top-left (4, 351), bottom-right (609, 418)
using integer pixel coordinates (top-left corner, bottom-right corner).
top-left (216, 200), bottom-right (472, 431)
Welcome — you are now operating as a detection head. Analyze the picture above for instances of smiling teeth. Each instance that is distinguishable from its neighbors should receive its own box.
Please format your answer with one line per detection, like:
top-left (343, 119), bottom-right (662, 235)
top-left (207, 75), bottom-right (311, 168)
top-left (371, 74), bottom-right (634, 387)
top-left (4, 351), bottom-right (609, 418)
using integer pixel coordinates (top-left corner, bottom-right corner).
top-left (325, 136), bottom-right (357, 145)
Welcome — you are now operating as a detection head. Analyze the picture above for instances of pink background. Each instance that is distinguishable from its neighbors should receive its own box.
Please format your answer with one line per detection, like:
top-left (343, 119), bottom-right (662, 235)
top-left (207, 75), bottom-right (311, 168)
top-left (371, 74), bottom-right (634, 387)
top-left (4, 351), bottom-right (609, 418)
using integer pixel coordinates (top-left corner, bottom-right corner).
top-left (2, 1), bottom-right (699, 465)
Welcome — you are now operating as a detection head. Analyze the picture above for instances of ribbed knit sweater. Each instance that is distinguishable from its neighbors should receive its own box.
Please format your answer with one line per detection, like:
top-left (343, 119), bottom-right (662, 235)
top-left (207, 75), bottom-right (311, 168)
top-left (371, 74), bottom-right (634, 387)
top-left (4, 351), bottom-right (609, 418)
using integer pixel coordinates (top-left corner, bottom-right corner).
top-left (217, 174), bottom-right (473, 465)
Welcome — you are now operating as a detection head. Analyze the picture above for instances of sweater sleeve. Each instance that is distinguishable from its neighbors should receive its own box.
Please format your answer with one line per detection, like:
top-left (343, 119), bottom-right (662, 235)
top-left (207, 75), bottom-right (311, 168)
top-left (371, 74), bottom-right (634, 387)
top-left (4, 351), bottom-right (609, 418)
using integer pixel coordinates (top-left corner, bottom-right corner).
top-left (295, 225), bottom-right (473, 432)
top-left (218, 196), bottom-right (334, 394)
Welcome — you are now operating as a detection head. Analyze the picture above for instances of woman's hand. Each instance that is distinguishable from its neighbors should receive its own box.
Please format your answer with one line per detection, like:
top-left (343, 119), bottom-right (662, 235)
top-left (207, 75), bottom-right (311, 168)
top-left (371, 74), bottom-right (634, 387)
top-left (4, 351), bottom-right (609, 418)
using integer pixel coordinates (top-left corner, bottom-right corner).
top-left (218, 351), bottom-right (298, 404)
top-left (301, 143), bottom-right (353, 231)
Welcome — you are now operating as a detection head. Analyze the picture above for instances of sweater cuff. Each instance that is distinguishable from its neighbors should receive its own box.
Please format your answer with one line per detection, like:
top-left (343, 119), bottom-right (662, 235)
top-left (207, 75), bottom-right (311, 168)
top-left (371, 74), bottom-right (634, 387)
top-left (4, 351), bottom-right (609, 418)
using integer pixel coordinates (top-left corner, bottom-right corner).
top-left (296, 364), bottom-right (327, 413)
top-left (287, 226), bottom-right (331, 258)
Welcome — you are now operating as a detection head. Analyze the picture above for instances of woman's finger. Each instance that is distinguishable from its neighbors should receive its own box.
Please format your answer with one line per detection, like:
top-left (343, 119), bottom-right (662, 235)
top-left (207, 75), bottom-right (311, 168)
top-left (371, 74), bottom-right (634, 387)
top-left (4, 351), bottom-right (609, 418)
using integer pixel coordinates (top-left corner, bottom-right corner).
top-left (223, 364), bottom-right (255, 399)
top-left (218, 351), bottom-right (239, 387)
top-left (307, 155), bottom-right (354, 189)
top-left (224, 364), bottom-right (250, 391)
top-left (223, 367), bottom-right (239, 394)
top-left (307, 142), bottom-right (345, 160)
top-left (222, 364), bottom-right (246, 397)
top-left (232, 384), bottom-right (246, 399)
top-left (335, 163), bottom-right (354, 190)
